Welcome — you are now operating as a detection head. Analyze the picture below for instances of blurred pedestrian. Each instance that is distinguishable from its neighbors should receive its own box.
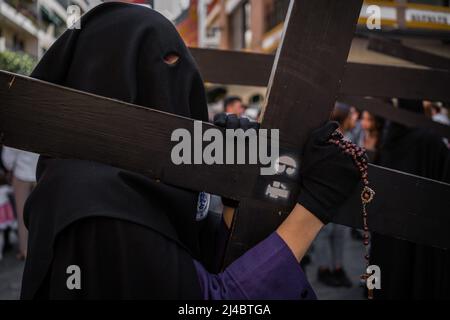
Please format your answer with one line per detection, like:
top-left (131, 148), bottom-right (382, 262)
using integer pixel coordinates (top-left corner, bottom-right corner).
top-left (313, 102), bottom-right (354, 288)
top-left (331, 102), bottom-right (359, 141)
top-left (224, 96), bottom-right (245, 117)
top-left (0, 170), bottom-right (14, 261)
top-left (1, 147), bottom-right (39, 260)
top-left (371, 99), bottom-right (450, 299)
top-left (358, 110), bottom-right (385, 162)
top-left (426, 101), bottom-right (450, 125)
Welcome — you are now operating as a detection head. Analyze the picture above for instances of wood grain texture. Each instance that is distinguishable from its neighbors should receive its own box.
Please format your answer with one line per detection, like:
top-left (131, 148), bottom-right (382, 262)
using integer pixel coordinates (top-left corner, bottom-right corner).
top-left (335, 165), bottom-right (450, 250)
top-left (1, 69), bottom-right (449, 255)
top-left (0, 70), bottom-right (256, 201)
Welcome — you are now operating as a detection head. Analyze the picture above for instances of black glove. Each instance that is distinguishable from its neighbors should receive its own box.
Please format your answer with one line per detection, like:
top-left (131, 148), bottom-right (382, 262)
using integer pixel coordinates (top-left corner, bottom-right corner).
top-left (213, 113), bottom-right (259, 208)
top-left (297, 122), bottom-right (361, 224)
top-left (213, 113), bottom-right (260, 131)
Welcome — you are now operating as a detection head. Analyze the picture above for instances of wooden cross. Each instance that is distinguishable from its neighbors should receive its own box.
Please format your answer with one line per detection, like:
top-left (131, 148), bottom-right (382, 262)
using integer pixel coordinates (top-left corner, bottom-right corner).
top-left (1, 0), bottom-right (449, 267)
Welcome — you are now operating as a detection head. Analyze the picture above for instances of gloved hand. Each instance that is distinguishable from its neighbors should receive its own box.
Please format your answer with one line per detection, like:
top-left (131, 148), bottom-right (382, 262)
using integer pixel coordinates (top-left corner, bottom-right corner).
top-left (213, 113), bottom-right (260, 131)
top-left (213, 113), bottom-right (260, 208)
top-left (297, 122), bottom-right (362, 224)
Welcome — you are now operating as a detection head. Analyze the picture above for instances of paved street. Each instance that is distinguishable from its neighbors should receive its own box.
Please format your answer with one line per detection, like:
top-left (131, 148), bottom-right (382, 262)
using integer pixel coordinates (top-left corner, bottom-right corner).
top-left (0, 251), bottom-right (24, 300)
top-left (0, 228), bottom-right (366, 300)
top-left (307, 228), bottom-right (367, 300)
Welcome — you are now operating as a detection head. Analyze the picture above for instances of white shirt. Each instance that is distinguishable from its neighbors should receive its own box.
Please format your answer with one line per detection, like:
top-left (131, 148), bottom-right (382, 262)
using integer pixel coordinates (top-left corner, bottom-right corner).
top-left (2, 147), bottom-right (39, 182)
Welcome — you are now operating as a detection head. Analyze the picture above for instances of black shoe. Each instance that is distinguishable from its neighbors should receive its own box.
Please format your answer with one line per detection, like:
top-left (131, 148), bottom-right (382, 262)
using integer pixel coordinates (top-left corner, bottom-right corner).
top-left (317, 268), bottom-right (341, 287)
top-left (333, 268), bottom-right (353, 288)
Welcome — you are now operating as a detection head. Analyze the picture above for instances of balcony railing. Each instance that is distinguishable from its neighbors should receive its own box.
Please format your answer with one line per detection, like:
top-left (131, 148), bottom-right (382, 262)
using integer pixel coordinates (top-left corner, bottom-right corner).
top-left (4, 0), bottom-right (38, 25)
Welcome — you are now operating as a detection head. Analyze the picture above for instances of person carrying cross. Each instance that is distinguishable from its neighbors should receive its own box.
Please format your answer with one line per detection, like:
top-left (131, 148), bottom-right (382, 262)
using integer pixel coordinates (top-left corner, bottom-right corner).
top-left (20, 1), bottom-right (363, 300)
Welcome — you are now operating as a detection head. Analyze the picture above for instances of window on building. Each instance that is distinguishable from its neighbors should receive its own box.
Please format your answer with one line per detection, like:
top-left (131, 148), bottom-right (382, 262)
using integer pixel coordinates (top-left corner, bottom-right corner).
top-left (12, 34), bottom-right (24, 52)
top-left (230, 0), bottom-right (251, 50)
top-left (265, 0), bottom-right (290, 33)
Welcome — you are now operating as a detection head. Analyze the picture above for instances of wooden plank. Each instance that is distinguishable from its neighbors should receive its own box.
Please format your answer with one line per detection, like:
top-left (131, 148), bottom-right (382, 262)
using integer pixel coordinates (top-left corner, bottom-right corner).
top-left (0, 70), bottom-right (256, 201)
top-left (335, 165), bottom-right (450, 251)
top-left (368, 36), bottom-right (450, 70)
top-left (1, 70), bottom-right (450, 253)
top-left (190, 48), bottom-right (450, 102)
top-left (340, 96), bottom-right (450, 139)
top-left (224, 0), bottom-right (365, 264)
top-left (190, 48), bottom-right (273, 87)
top-left (227, 165), bottom-right (450, 257)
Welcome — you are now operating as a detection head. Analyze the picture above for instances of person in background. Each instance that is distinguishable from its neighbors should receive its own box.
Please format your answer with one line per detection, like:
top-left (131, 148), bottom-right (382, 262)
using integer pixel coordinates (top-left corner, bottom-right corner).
top-left (371, 99), bottom-right (450, 299)
top-left (0, 169), bottom-right (15, 261)
top-left (1, 147), bottom-right (39, 260)
top-left (224, 96), bottom-right (245, 117)
top-left (424, 101), bottom-right (450, 126)
top-left (313, 102), bottom-right (354, 288)
top-left (331, 103), bottom-right (359, 142)
top-left (358, 111), bottom-right (385, 163)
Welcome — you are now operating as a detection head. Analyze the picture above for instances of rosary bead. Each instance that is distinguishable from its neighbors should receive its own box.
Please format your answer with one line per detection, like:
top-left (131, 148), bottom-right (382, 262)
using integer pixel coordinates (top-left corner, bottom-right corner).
top-left (330, 130), bottom-right (374, 297)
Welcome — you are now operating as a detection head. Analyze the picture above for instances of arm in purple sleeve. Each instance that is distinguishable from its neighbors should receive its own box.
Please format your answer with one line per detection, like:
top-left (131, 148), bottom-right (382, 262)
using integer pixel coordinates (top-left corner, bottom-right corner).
top-left (194, 232), bottom-right (317, 300)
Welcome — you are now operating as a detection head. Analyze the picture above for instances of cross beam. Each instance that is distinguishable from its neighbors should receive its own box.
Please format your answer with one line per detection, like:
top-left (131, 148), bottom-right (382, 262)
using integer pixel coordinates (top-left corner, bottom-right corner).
top-left (190, 48), bottom-right (450, 102)
top-left (0, 69), bottom-right (449, 254)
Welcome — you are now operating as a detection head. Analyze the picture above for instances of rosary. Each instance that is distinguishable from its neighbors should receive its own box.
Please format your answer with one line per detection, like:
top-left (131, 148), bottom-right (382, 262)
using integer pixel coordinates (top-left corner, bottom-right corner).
top-left (329, 130), bottom-right (376, 300)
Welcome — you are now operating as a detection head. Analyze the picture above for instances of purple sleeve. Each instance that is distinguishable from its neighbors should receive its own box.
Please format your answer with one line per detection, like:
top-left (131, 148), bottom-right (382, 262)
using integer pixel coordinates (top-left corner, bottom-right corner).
top-left (194, 232), bottom-right (317, 300)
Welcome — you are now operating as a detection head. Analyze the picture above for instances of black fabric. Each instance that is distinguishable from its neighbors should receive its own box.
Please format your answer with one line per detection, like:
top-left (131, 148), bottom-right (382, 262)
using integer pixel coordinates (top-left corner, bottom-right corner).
top-left (371, 100), bottom-right (450, 299)
top-left (36, 217), bottom-right (201, 300)
top-left (213, 113), bottom-right (260, 131)
top-left (212, 113), bottom-right (260, 209)
top-left (21, 2), bottom-right (208, 300)
top-left (297, 122), bottom-right (361, 224)
top-left (198, 211), bottom-right (226, 274)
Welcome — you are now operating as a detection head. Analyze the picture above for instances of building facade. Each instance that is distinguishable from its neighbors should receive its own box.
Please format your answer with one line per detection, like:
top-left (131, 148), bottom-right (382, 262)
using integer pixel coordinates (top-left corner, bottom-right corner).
top-left (0, 0), bottom-right (89, 58)
top-left (203, 0), bottom-right (450, 63)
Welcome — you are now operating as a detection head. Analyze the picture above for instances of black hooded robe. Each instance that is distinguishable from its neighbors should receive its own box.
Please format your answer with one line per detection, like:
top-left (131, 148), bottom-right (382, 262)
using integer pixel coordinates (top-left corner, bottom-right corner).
top-left (371, 100), bottom-right (450, 299)
top-left (21, 2), bottom-right (211, 299)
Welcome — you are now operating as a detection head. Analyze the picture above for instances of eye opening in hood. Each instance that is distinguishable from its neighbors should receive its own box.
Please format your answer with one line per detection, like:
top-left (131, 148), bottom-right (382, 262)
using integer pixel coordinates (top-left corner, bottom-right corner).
top-left (163, 52), bottom-right (180, 66)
